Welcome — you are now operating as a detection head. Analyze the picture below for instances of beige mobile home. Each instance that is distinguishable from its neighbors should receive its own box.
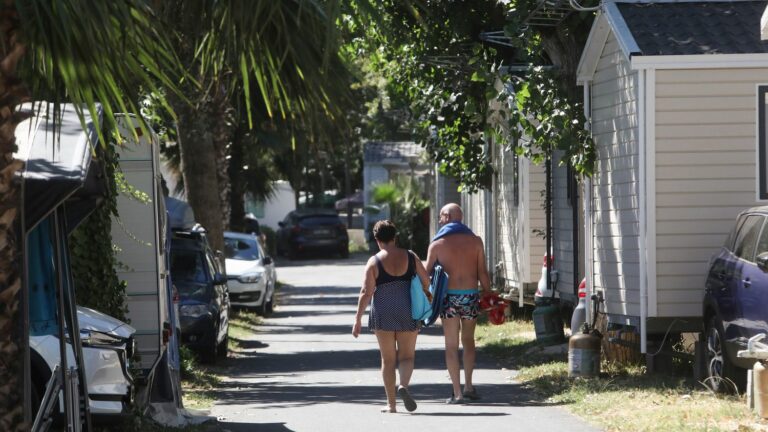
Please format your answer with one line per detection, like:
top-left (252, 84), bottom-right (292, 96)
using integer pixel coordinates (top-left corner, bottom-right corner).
top-left (577, 0), bottom-right (768, 353)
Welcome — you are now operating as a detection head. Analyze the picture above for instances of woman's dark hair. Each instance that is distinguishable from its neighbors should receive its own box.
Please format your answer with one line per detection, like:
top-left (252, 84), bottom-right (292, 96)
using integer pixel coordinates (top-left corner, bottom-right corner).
top-left (373, 220), bottom-right (397, 243)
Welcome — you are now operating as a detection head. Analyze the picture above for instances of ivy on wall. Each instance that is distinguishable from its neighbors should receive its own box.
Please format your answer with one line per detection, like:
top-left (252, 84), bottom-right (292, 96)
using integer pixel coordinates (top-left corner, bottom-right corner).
top-left (69, 143), bottom-right (128, 322)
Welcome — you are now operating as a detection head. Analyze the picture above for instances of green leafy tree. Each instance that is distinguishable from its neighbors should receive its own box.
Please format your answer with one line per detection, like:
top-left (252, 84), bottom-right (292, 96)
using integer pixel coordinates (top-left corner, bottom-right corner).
top-left (351, 1), bottom-right (597, 191)
top-left (153, 0), bottom-right (358, 252)
top-left (0, 2), bottom-right (179, 429)
top-left (68, 143), bottom-right (127, 322)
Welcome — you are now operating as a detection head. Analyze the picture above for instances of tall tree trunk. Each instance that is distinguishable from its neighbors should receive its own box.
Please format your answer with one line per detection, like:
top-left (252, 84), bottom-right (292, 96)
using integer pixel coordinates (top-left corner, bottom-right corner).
top-left (0, 2), bottom-right (29, 430)
top-left (211, 89), bottom-right (234, 232)
top-left (540, 26), bottom-right (584, 102)
top-left (228, 125), bottom-right (246, 232)
top-left (174, 98), bottom-right (226, 253)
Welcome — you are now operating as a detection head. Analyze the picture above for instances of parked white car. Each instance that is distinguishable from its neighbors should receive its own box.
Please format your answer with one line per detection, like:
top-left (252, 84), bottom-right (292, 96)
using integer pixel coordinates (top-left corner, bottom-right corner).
top-left (224, 231), bottom-right (277, 315)
top-left (30, 306), bottom-right (136, 418)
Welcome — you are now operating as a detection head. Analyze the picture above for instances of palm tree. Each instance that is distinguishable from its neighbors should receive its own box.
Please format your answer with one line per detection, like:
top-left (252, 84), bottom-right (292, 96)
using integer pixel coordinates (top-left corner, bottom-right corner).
top-left (0, 2), bottom-right (179, 429)
top-left (154, 0), bottom-right (354, 252)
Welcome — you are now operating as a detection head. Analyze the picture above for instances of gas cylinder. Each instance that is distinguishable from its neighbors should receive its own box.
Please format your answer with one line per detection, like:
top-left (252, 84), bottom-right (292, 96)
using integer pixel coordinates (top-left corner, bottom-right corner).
top-left (755, 361), bottom-right (768, 418)
top-left (568, 329), bottom-right (601, 378)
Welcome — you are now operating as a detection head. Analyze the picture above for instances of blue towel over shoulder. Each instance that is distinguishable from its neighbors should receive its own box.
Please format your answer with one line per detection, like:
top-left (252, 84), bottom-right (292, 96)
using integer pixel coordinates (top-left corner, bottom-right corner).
top-left (432, 222), bottom-right (474, 241)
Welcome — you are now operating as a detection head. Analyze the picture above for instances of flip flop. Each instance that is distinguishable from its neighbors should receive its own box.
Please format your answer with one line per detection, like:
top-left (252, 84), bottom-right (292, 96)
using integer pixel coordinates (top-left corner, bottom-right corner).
top-left (445, 395), bottom-right (464, 404)
top-left (397, 385), bottom-right (417, 412)
top-left (463, 389), bottom-right (481, 400)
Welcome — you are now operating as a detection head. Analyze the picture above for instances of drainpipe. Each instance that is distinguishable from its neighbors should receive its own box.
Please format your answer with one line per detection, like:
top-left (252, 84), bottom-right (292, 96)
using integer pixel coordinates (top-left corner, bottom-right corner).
top-left (572, 170), bottom-right (579, 298)
top-left (638, 69), bottom-right (648, 354)
top-left (582, 83), bottom-right (594, 324)
top-left (487, 143), bottom-right (496, 275)
top-left (546, 153), bottom-right (552, 295)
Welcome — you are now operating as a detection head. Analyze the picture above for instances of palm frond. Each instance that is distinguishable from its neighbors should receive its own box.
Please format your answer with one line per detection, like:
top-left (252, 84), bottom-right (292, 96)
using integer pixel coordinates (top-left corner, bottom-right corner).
top-left (17, 0), bottom-right (183, 143)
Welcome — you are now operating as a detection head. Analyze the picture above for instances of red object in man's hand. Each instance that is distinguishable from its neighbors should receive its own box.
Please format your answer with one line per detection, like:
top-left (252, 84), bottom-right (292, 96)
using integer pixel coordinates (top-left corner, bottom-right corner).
top-left (489, 306), bottom-right (506, 325)
top-left (479, 291), bottom-right (503, 311)
top-left (480, 291), bottom-right (507, 325)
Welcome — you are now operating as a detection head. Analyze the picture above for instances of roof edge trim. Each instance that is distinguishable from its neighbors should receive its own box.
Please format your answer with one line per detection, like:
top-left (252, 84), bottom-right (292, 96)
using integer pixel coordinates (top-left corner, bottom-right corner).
top-left (604, 2), bottom-right (642, 58)
top-left (577, 12), bottom-right (612, 84)
top-left (631, 53), bottom-right (768, 69)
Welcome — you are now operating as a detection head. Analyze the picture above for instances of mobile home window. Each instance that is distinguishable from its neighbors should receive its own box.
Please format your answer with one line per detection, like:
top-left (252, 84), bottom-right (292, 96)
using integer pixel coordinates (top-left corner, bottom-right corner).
top-left (566, 164), bottom-right (577, 208)
top-left (759, 86), bottom-right (768, 200)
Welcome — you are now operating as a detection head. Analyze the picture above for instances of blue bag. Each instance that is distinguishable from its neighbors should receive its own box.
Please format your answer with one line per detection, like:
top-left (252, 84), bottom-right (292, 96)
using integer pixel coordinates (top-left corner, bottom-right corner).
top-left (411, 274), bottom-right (432, 321)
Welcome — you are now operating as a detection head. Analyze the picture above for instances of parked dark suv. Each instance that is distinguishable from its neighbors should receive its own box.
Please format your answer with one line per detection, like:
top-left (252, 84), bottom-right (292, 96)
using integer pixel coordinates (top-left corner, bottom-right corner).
top-left (703, 206), bottom-right (768, 391)
top-left (170, 228), bottom-right (230, 363)
top-left (276, 209), bottom-right (349, 259)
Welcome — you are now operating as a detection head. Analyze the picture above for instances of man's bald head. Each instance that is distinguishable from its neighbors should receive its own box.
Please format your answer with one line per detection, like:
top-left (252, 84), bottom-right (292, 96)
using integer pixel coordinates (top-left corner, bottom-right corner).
top-left (439, 203), bottom-right (463, 225)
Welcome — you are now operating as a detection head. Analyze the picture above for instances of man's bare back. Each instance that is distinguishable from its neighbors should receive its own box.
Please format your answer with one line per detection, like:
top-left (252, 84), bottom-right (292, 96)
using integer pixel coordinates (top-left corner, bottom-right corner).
top-left (427, 233), bottom-right (490, 292)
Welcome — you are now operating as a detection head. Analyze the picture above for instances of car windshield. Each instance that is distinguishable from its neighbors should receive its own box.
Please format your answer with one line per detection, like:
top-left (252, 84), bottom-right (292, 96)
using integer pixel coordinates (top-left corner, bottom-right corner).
top-left (176, 282), bottom-right (210, 300)
top-left (224, 237), bottom-right (261, 261)
top-left (300, 215), bottom-right (341, 227)
top-left (170, 249), bottom-right (209, 284)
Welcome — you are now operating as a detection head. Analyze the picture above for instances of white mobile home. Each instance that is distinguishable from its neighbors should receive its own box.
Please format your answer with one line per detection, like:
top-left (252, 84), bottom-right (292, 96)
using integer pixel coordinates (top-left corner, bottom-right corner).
top-left (482, 147), bottom-right (547, 304)
top-left (577, 0), bottom-right (768, 352)
top-left (112, 115), bottom-right (178, 380)
top-left (471, 88), bottom-right (580, 307)
top-left (468, 147), bottom-right (581, 308)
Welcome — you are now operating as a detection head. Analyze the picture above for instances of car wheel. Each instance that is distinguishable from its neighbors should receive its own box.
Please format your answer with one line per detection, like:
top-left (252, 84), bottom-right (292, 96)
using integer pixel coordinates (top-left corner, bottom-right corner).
top-left (217, 334), bottom-right (229, 359)
top-left (265, 297), bottom-right (274, 315)
top-left (255, 299), bottom-right (267, 316)
top-left (704, 315), bottom-right (743, 393)
top-left (201, 325), bottom-right (219, 364)
top-left (340, 246), bottom-right (349, 259)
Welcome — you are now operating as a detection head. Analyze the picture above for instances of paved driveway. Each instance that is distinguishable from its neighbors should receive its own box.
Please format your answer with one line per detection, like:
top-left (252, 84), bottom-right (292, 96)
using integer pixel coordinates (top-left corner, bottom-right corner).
top-left (208, 254), bottom-right (600, 432)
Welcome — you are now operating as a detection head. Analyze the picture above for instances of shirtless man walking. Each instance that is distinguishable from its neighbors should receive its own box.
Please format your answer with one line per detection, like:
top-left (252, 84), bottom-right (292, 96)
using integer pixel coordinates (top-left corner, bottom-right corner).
top-left (426, 203), bottom-right (491, 404)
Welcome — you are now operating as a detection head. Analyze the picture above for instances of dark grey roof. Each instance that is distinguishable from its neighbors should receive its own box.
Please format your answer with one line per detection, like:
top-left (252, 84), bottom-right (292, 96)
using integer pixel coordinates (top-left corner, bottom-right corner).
top-left (617, 1), bottom-right (768, 56)
top-left (363, 141), bottom-right (424, 163)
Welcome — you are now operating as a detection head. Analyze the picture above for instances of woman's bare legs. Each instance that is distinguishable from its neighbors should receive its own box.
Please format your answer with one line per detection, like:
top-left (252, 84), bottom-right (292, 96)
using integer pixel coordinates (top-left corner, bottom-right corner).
top-left (395, 330), bottom-right (418, 388)
top-left (375, 330), bottom-right (397, 412)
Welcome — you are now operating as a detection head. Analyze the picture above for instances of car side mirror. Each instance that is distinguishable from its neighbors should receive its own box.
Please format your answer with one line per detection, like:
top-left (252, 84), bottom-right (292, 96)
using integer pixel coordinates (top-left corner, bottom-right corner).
top-left (278, 222), bottom-right (285, 228)
top-left (213, 272), bottom-right (227, 285)
top-left (757, 253), bottom-right (768, 272)
top-left (263, 256), bottom-right (273, 265)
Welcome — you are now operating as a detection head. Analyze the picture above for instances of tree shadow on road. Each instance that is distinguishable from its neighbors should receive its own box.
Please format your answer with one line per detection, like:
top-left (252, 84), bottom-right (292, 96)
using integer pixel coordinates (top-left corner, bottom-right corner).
top-left (274, 252), bottom-right (370, 268)
top-left (213, 377), bottom-right (559, 411)
top-left (207, 422), bottom-right (295, 432)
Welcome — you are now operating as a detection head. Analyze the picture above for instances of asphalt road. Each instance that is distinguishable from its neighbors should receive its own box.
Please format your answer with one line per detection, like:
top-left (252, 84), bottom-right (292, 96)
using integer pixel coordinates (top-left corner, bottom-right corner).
top-left (208, 254), bottom-right (600, 432)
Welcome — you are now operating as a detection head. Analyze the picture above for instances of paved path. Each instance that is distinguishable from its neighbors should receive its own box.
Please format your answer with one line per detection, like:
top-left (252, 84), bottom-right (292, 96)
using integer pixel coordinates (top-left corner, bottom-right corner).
top-left (209, 255), bottom-right (600, 432)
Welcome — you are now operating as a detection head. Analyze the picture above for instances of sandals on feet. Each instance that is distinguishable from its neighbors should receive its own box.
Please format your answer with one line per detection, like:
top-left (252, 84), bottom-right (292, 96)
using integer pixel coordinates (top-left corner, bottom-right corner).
top-left (463, 389), bottom-right (481, 401)
top-left (445, 395), bottom-right (464, 405)
top-left (397, 385), bottom-right (417, 412)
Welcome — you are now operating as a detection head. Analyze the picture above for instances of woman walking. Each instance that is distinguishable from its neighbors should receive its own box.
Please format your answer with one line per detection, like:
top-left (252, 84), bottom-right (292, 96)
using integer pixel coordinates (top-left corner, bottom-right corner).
top-left (352, 220), bottom-right (431, 413)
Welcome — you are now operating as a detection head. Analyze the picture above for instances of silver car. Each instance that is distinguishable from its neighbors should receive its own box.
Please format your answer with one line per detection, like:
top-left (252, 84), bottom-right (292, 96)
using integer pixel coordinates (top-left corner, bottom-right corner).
top-left (30, 306), bottom-right (135, 418)
top-left (224, 231), bottom-right (277, 315)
